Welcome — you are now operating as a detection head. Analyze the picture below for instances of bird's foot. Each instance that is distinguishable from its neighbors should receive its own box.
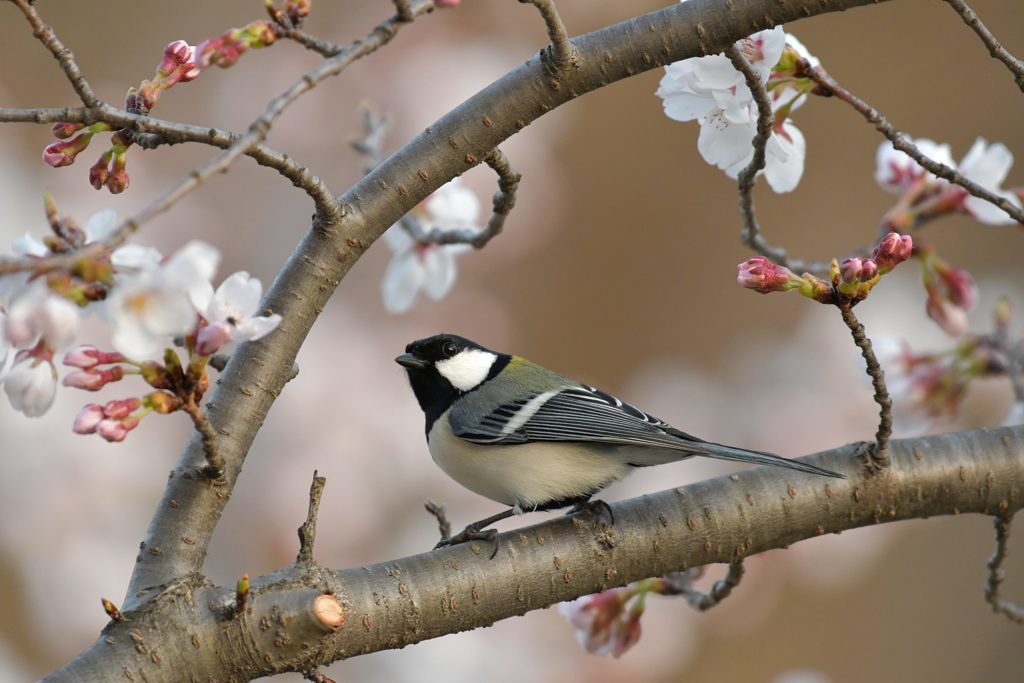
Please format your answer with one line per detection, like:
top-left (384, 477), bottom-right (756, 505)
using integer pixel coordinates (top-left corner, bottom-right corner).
top-left (435, 524), bottom-right (500, 558)
top-left (568, 498), bottom-right (615, 525)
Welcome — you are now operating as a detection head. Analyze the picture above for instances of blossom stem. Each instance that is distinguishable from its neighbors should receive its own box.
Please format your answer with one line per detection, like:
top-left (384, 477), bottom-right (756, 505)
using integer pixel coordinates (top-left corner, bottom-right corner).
top-left (806, 66), bottom-right (1024, 225)
top-left (837, 301), bottom-right (892, 471)
top-left (183, 397), bottom-right (224, 478)
top-left (725, 45), bottom-right (827, 275)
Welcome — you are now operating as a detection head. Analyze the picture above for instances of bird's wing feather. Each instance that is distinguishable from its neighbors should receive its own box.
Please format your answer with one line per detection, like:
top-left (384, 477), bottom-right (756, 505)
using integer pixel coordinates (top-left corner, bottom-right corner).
top-left (451, 384), bottom-right (702, 452)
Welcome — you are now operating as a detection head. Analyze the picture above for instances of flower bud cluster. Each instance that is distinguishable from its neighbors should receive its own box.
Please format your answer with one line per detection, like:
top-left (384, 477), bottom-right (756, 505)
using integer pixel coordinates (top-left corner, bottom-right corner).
top-left (737, 233), bottom-right (913, 305)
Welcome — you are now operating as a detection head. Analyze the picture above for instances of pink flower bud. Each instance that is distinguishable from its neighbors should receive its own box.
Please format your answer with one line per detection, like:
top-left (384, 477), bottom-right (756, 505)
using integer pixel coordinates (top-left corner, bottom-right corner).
top-left (940, 265), bottom-right (977, 310)
top-left (106, 167), bottom-right (129, 194)
top-left (102, 397), bottom-right (141, 420)
top-left (861, 259), bottom-right (879, 280)
top-left (73, 404), bottom-right (105, 434)
top-left (926, 295), bottom-right (969, 337)
top-left (51, 122), bottom-right (85, 139)
top-left (873, 233), bottom-right (913, 273)
top-left (840, 257), bottom-right (863, 283)
top-left (62, 366), bottom-right (124, 391)
top-left (436, 0), bottom-right (461, 6)
top-left (42, 132), bottom-right (93, 168)
top-left (736, 257), bottom-right (800, 294)
top-left (63, 345), bottom-right (102, 369)
top-left (96, 419), bottom-right (128, 442)
top-left (195, 320), bottom-right (232, 356)
top-left (89, 160), bottom-right (110, 191)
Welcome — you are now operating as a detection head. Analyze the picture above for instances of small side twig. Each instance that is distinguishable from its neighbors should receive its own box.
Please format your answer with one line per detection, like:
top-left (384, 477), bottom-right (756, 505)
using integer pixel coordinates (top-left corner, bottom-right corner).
top-left (983, 514), bottom-right (1024, 624)
top-left (667, 560), bottom-right (746, 611)
top-left (393, 0), bottom-right (416, 23)
top-left (234, 574), bottom-right (250, 617)
top-left (807, 66), bottom-right (1024, 226)
top-left (725, 46), bottom-right (826, 275)
top-left (280, 29), bottom-right (345, 58)
top-left (519, 0), bottom-right (579, 73)
top-left (11, 0), bottom-right (102, 107)
top-left (297, 471), bottom-right (328, 563)
top-left (303, 670), bottom-right (338, 683)
top-left (944, 0), bottom-right (1024, 93)
top-left (424, 501), bottom-right (452, 543)
top-left (838, 302), bottom-right (892, 471)
top-left (182, 398), bottom-right (224, 478)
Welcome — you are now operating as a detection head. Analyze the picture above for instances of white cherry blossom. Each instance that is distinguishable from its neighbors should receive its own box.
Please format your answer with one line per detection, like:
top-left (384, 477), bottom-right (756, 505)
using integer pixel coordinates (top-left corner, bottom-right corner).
top-left (3, 279), bottom-right (80, 350)
top-left (192, 271), bottom-right (281, 354)
top-left (957, 138), bottom-right (1021, 224)
top-left (380, 180), bottom-right (478, 314)
top-left (657, 27), bottom-right (812, 193)
top-left (874, 138), bottom-right (955, 193)
top-left (3, 355), bottom-right (58, 417)
top-left (106, 240), bottom-right (220, 359)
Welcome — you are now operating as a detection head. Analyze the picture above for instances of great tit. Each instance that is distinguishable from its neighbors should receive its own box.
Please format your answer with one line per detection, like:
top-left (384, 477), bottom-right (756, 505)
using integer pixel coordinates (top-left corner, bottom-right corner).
top-left (397, 333), bottom-right (843, 553)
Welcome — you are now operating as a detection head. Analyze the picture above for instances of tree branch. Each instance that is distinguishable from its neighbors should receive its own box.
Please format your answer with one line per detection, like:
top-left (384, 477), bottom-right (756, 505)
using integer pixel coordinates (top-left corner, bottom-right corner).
top-left (46, 425), bottom-right (1024, 681)
top-left (838, 302), bottom-right (892, 470)
top-left (944, 0), bottom-right (1024, 93)
top-left (984, 513), bottom-right (1024, 623)
top-left (120, 0), bottom-right (890, 613)
top-left (807, 66), bottom-right (1024, 225)
top-left (11, 0), bottom-right (102, 107)
top-left (726, 44), bottom-right (827, 274)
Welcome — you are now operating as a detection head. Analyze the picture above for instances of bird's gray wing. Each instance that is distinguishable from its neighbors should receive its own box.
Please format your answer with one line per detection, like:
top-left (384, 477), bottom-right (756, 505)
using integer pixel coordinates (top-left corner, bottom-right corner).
top-left (450, 384), bottom-right (700, 451)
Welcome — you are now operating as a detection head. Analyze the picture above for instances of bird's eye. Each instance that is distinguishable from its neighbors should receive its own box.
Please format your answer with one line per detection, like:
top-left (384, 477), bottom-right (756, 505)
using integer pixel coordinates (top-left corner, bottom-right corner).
top-left (442, 341), bottom-right (458, 358)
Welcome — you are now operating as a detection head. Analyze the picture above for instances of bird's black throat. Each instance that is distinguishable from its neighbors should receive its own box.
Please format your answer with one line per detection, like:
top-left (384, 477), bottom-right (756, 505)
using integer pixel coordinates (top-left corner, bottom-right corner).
top-left (404, 353), bottom-right (511, 437)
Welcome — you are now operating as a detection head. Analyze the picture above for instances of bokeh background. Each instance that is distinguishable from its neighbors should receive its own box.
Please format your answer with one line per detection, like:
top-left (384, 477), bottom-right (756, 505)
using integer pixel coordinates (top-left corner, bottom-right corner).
top-left (1, 1), bottom-right (1022, 681)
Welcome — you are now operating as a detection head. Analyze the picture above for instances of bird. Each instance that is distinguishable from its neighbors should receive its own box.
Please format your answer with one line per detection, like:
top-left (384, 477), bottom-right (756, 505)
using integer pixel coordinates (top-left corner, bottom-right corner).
top-left (396, 333), bottom-right (844, 555)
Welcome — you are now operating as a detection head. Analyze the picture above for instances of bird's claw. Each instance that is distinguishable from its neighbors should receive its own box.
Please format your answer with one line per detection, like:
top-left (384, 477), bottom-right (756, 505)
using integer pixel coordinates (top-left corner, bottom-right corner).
top-left (435, 525), bottom-right (501, 559)
top-left (569, 499), bottom-right (615, 525)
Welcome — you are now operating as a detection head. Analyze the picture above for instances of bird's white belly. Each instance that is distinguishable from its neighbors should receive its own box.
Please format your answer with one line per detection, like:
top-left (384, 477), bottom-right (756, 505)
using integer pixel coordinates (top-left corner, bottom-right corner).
top-left (427, 419), bottom-right (632, 509)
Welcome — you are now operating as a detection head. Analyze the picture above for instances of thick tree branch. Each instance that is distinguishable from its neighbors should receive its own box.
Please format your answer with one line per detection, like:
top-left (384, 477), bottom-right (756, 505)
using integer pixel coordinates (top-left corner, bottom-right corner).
top-left (121, 0), bottom-right (890, 612)
top-left (47, 426), bottom-right (1024, 681)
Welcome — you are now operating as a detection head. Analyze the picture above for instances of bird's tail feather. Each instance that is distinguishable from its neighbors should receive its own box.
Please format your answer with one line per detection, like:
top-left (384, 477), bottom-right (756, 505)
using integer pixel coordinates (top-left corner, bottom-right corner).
top-left (697, 441), bottom-right (845, 479)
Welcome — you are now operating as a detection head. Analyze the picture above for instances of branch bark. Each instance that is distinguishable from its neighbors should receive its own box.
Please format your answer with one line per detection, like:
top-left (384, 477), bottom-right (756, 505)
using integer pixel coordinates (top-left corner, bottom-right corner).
top-left (46, 426), bottom-right (1024, 681)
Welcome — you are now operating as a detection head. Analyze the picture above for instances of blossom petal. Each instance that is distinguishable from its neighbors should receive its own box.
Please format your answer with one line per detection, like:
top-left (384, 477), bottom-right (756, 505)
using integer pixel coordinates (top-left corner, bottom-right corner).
top-left (422, 248), bottom-right (459, 301)
top-left (425, 180), bottom-right (480, 231)
top-left (381, 251), bottom-right (424, 314)
top-left (763, 121), bottom-right (806, 193)
top-left (83, 209), bottom-right (119, 244)
top-left (233, 314), bottom-right (281, 342)
top-left (112, 244), bottom-right (163, 272)
top-left (214, 271), bottom-right (262, 319)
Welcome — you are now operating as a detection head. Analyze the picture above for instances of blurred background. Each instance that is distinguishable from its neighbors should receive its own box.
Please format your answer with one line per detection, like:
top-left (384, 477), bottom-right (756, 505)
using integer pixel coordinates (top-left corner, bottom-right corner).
top-left (1, 0), bottom-right (1022, 681)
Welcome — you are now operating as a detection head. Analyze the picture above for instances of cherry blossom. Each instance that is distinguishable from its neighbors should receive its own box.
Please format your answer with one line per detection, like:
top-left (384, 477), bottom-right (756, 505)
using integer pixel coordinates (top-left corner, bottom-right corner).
top-left (3, 353), bottom-right (58, 417)
top-left (657, 26), bottom-right (814, 193)
top-left (105, 241), bottom-right (219, 359)
top-left (380, 179), bottom-right (479, 314)
top-left (3, 279), bottom-right (80, 350)
top-left (191, 271), bottom-right (282, 355)
top-left (875, 137), bottom-right (1020, 225)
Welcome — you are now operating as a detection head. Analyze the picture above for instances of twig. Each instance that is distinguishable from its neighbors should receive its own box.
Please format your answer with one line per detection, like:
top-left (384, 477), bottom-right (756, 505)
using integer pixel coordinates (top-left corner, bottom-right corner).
top-left (0, 106), bottom-right (336, 231)
top-left (983, 514), bottom-right (1024, 624)
top-left (838, 302), bottom-right (892, 470)
top-left (297, 471), bottom-right (328, 563)
top-left (182, 398), bottom-right (224, 478)
top-left (303, 670), bottom-right (338, 683)
top-left (725, 45), bottom-right (826, 275)
top-left (667, 560), bottom-right (745, 611)
top-left (944, 0), bottom-right (1024, 93)
top-left (807, 66), bottom-right (1024, 226)
top-left (424, 500), bottom-right (452, 542)
top-left (519, 0), bottom-right (578, 73)
top-left (353, 109), bottom-right (522, 249)
top-left (393, 0), bottom-right (416, 23)
top-left (405, 148), bottom-right (522, 248)
top-left (280, 29), bottom-right (345, 58)
top-left (11, 0), bottom-right (101, 107)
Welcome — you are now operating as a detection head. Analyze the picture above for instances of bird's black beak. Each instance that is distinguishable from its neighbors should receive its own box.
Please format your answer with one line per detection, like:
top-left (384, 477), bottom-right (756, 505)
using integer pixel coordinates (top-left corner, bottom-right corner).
top-left (395, 353), bottom-right (429, 369)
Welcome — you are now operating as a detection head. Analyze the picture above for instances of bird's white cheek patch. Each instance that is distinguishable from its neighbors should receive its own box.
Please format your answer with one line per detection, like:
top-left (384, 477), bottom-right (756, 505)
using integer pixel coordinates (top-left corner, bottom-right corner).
top-left (435, 349), bottom-right (497, 391)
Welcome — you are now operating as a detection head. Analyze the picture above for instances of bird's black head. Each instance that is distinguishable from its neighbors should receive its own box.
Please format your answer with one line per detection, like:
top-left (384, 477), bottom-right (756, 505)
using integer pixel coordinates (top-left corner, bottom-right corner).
top-left (396, 334), bottom-right (510, 432)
